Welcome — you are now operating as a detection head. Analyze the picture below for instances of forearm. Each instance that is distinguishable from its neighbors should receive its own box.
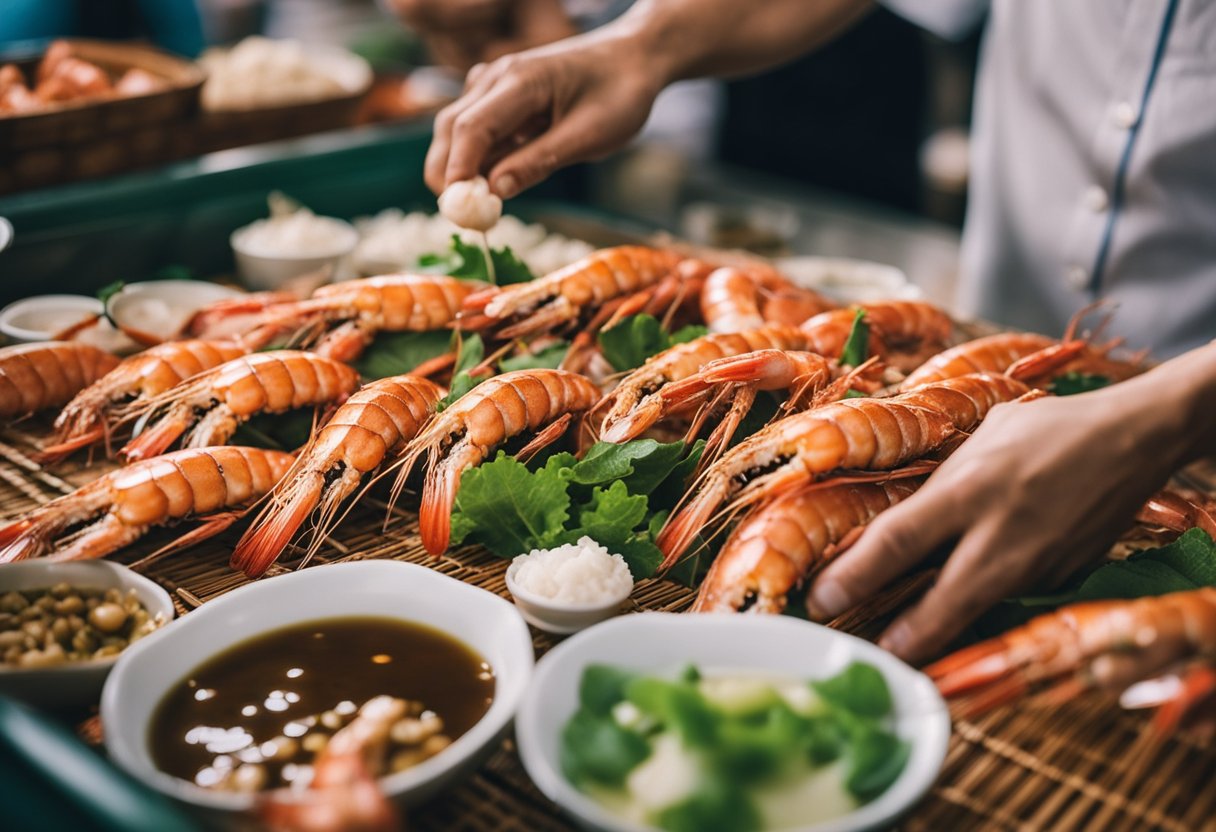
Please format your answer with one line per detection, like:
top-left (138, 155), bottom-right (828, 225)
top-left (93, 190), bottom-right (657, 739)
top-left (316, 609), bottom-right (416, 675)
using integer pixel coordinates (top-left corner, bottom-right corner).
top-left (1105, 341), bottom-right (1216, 467)
top-left (611, 0), bottom-right (874, 83)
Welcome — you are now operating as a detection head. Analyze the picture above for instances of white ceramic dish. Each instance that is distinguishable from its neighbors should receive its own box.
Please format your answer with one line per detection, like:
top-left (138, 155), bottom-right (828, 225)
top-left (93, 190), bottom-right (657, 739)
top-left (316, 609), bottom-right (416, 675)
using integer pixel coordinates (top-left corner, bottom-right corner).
top-left (0, 294), bottom-right (104, 342)
top-left (230, 216), bottom-right (358, 290)
top-left (775, 256), bottom-right (921, 303)
top-left (505, 561), bottom-right (631, 635)
top-left (105, 280), bottom-right (244, 344)
top-left (102, 561), bottom-right (534, 813)
top-left (0, 561), bottom-right (174, 710)
top-left (516, 613), bottom-right (950, 832)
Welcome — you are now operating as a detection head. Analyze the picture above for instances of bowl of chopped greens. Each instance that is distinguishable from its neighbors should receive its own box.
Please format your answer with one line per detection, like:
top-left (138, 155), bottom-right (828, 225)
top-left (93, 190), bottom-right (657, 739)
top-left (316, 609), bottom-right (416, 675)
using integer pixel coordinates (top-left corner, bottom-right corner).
top-left (515, 613), bottom-right (949, 832)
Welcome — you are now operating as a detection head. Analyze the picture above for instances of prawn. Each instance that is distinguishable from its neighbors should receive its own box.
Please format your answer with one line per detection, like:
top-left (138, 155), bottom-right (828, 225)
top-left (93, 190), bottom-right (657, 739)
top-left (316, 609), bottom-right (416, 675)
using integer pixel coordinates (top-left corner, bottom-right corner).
top-left (390, 369), bottom-right (600, 554)
top-left (700, 266), bottom-right (835, 333)
top-left (231, 375), bottom-right (443, 577)
top-left (0, 342), bottom-right (120, 419)
top-left (0, 446), bottom-right (294, 563)
top-left (119, 351), bottom-right (360, 462)
top-left (800, 300), bottom-right (955, 372)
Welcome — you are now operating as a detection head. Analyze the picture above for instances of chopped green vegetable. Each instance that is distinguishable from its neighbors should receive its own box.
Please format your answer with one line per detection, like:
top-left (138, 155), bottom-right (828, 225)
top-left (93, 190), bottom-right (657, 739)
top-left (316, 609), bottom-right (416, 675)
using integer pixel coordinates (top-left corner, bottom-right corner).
top-left (417, 235), bottom-right (534, 285)
top-left (625, 677), bottom-right (717, 747)
top-left (580, 664), bottom-right (640, 716)
top-left (352, 329), bottom-right (453, 380)
top-left (560, 709), bottom-right (650, 788)
top-left (498, 341), bottom-right (570, 372)
top-left (1048, 372), bottom-right (1111, 396)
top-left (811, 661), bottom-right (894, 719)
top-left (96, 280), bottom-right (125, 306)
top-left (846, 727), bottom-right (911, 803)
top-left (598, 314), bottom-right (709, 373)
top-left (839, 308), bottom-right (869, 367)
top-left (654, 780), bottom-right (762, 832)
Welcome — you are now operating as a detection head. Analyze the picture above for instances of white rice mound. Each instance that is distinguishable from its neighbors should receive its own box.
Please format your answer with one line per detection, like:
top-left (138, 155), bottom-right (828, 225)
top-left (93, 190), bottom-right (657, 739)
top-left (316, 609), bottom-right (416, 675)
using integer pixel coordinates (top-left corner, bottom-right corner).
top-left (510, 536), bottom-right (633, 605)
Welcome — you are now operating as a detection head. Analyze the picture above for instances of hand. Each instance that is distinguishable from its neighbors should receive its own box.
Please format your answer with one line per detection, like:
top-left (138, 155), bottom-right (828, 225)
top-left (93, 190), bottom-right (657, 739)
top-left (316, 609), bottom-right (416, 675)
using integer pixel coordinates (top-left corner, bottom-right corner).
top-left (387, 0), bottom-right (576, 73)
top-left (424, 27), bottom-right (666, 198)
top-left (805, 386), bottom-right (1195, 664)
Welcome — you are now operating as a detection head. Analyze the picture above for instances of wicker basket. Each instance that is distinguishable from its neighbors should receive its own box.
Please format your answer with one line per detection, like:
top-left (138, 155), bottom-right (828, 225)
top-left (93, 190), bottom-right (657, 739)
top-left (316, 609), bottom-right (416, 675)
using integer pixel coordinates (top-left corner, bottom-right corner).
top-left (0, 40), bottom-right (204, 195)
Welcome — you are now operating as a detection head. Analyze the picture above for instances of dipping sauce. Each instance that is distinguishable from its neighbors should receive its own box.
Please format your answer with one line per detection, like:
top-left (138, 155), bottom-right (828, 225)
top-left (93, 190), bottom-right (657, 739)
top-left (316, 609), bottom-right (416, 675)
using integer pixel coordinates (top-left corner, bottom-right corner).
top-left (149, 616), bottom-right (495, 792)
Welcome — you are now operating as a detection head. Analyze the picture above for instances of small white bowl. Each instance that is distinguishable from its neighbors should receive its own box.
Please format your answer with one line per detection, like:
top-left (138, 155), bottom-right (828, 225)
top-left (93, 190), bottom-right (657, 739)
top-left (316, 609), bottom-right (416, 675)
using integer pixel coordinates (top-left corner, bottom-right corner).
top-left (0, 295), bottom-right (104, 342)
top-left (775, 256), bottom-right (921, 303)
top-left (0, 561), bottom-right (175, 711)
top-left (505, 561), bottom-right (631, 635)
top-left (516, 613), bottom-right (950, 832)
top-left (106, 280), bottom-right (245, 345)
top-left (230, 216), bottom-right (358, 291)
top-left (102, 560), bottom-right (534, 814)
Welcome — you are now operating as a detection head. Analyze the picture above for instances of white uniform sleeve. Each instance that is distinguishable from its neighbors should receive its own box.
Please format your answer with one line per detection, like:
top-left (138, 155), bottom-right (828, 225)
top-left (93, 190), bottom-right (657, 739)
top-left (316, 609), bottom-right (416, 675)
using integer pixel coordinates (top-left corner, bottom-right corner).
top-left (879, 0), bottom-right (990, 40)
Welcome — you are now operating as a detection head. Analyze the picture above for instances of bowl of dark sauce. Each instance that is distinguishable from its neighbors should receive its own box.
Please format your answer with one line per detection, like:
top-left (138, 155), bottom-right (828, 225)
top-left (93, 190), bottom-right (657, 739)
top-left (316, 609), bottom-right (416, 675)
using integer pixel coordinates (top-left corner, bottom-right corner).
top-left (101, 561), bottom-right (534, 813)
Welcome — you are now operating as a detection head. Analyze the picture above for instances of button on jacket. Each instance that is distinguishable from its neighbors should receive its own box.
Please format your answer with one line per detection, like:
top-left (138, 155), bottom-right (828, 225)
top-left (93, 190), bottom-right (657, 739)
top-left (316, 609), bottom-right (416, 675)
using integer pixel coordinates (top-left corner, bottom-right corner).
top-left (885, 0), bottom-right (1216, 356)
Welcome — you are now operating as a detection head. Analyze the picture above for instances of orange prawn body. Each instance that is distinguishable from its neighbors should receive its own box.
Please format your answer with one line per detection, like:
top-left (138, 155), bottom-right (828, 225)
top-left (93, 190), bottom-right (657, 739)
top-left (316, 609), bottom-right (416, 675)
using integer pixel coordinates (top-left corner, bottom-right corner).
top-left (0, 446), bottom-right (295, 563)
top-left (231, 375), bottom-right (444, 577)
top-left (119, 351), bottom-right (360, 462)
top-left (392, 369), bottom-right (601, 555)
top-left (461, 246), bottom-right (685, 339)
top-left (927, 587), bottom-right (1216, 730)
top-left (47, 339), bottom-right (249, 459)
top-left (598, 325), bottom-right (814, 443)
top-left (0, 342), bottom-right (119, 419)
top-left (263, 275), bottom-right (479, 362)
top-left (700, 266), bottom-right (835, 333)
top-left (801, 300), bottom-right (955, 372)
top-left (657, 373), bottom-right (1030, 563)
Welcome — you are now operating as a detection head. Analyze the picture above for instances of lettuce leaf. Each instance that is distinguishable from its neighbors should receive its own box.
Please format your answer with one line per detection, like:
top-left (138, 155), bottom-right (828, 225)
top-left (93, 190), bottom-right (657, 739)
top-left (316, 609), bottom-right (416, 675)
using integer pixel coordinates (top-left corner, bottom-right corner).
top-left (417, 235), bottom-right (533, 285)
top-left (598, 314), bottom-right (709, 373)
top-left (353, 329), bottom-right (453, 380)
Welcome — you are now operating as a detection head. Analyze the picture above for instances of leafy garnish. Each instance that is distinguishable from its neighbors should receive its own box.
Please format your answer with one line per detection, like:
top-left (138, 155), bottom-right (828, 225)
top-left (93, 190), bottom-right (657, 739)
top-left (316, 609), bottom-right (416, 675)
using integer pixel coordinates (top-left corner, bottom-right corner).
top-left (598, 314), bottom-right (708, 373)
top-left (498, 341), bottom-right (570, 372)
top-left (353, 329), bottom-right (453, 380)
top-left (437, 334), bottom-right (486, 411)
top-left (96, 280), bottom-right (125, 306)
top-left (448, 439), bottom-right (702, 578)
top-left (839, 308), bottom-right (869, 367)
top-left (846, 728), bottom-right (911, 803)
top-left (1019, 528), bottom-right (1216, 606)
top-left (417, 235), bottom-right (534, 285)
top-left (560, 709), bottom-right (651, 788)
top-left (811, 662), bottom-right (894, 719)
top-left (1048, 372), bottom-right (1111, 396)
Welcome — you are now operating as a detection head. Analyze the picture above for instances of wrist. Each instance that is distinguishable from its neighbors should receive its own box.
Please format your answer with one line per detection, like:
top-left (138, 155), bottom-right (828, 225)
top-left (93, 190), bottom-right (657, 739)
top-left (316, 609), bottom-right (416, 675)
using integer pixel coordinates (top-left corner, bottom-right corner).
top-left (610, 0), bottom-right (709, 86)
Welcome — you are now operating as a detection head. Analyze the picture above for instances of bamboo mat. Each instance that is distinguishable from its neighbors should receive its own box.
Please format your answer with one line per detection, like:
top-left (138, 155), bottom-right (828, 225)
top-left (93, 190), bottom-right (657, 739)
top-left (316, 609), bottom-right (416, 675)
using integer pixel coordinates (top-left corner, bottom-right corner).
top-left (1, 436), bottom-right (1213, 832)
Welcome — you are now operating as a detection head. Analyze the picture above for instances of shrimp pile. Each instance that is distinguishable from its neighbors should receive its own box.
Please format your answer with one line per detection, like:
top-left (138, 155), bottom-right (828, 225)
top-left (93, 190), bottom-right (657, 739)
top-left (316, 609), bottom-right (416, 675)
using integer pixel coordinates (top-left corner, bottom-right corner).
top-left (0, 236), bottom-right (1204, 750)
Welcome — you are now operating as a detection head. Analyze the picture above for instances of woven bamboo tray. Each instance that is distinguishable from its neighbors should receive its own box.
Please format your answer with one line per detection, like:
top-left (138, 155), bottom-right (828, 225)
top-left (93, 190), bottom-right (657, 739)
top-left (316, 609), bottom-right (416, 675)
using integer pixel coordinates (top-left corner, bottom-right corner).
top-left (0, 429), bottom-right (1212, 832)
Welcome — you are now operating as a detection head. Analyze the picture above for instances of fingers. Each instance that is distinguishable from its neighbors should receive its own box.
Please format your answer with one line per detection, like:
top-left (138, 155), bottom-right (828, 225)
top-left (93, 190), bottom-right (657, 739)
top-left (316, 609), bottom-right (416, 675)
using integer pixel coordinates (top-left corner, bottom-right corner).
top-left (486, 98), bottom-right (645, 198)
top-left (425, 63), bottom-right (548, 194)
top-left (805, 482), bottom-right (964, 622)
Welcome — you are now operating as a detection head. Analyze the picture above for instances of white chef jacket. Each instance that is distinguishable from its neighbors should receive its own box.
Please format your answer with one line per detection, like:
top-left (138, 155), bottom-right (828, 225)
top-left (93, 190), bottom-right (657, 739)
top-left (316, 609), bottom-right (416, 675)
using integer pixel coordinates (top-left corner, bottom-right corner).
top-left (886, 0), bottom-right (1216, 357)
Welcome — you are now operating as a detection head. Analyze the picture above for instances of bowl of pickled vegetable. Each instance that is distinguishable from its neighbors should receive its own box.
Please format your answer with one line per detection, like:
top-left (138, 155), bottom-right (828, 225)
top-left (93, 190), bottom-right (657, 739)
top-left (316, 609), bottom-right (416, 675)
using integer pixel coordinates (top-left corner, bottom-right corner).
top-left (0, 561), bottom-right (173, 710)
top-left (515, 613), bottom-right (949, 832)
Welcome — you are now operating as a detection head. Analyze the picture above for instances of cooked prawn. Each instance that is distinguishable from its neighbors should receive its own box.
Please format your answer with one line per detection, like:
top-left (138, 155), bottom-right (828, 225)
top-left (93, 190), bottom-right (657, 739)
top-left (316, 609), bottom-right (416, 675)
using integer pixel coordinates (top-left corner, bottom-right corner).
top-left (657, 373), bottom-right (1032, 564)
top-left (390, 369), bottom-right (600, 554)
top-left (926, 588), bottom-right (1216, 734)
top-left (692, 477), bottom-right (925, 614)
top-left (700, 266), bottom-right (835, 334)
top-left (801, 300), bottom-right (955, 372)
top-left (0, 342), bottom-right (120, 419)
top-left (231, 375), bottom-right (444, 577)
top-left (44, 339), bottom-right (249, 461)
top-left (597, 325), bottom-right (814, 443)
top-left (459, 246), bottom-right (685, 340)
top-left (0, 446), bottom-right (294, 563)
top-left (119, 351), bottom-right (360, 462)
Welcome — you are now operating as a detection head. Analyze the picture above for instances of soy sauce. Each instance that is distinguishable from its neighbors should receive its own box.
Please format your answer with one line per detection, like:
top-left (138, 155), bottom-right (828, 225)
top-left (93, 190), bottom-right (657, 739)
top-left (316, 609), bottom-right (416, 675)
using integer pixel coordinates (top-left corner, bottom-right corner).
top-left (149, 617), bottom-right (495, 787)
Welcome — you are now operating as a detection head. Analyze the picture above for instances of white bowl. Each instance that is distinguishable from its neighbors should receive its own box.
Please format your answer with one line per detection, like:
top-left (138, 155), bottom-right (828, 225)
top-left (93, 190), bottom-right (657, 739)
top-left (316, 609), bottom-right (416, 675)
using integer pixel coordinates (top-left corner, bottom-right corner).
top-left (0, 561), bottom-right (175, 711)
top-left (0, 295), bottom-right (104, 342)
top-left (516, 613), bottom-right (950, 832)
top-left (102, 561), bottom-right (534, 813)
top-left (505, 561), bottom-right (631, 635)
top-left (106, 280), bottom-right (245, 345)
top-left (775, 257), bottom-right (921, 303)
top-left (230, 216), bottom-right (358, 291)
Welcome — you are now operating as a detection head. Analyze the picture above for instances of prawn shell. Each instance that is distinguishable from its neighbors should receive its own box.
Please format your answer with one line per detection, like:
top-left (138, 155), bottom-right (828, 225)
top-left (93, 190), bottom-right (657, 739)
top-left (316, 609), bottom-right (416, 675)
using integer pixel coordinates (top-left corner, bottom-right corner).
top-left (0, 342), bottom-right (120, 417)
